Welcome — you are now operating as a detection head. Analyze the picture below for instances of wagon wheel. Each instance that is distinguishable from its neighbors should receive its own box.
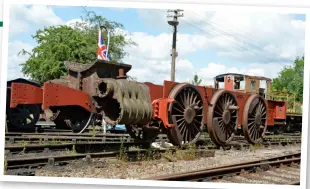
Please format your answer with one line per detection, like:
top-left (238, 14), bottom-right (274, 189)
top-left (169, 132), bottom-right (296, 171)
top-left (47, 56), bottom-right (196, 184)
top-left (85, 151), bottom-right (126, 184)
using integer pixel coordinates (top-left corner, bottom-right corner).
top-left (125, 123), bottom-right (161, 143)
top-left (207, 90), bottom-right (239, 146)
top-left (166, 83), bottom-right (204, 146)
top-left (54, 117), bottom-right (70, 130)
top-left (65, 112), bottom-right (94, 133)
top-left (242, 94), bottom-right (267, 144)
top-left (6, 104), bottom-right (41, 130)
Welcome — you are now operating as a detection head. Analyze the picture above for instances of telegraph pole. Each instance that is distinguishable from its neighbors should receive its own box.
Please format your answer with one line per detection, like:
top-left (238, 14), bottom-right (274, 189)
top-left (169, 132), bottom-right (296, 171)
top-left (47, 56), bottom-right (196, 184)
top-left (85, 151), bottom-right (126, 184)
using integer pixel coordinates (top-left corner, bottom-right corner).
top-left (167, 9), bottom-right (184, 81)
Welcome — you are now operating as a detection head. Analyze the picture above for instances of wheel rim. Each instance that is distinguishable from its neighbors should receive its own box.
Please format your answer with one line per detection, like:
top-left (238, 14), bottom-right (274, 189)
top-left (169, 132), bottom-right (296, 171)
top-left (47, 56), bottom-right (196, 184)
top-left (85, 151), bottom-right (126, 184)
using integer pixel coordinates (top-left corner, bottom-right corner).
top-left (242, 94), bottom-right (267, 144)
top-left (7, 104), bottom-right (41, 129)
top-left (54, 117), bottom-right (70, 130)
top-left (167, 83), bottom-right (204, 146)
top-left (66, 113), bottom-right (93, 133)
top-left (207, 90), bottom-right (238, 146)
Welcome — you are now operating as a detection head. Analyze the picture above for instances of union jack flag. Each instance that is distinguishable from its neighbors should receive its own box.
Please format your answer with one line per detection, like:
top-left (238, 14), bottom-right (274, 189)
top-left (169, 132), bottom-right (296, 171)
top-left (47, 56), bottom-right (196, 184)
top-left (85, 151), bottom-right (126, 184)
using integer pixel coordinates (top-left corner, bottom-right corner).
top-left (97, 27), bottom-right (110, 61)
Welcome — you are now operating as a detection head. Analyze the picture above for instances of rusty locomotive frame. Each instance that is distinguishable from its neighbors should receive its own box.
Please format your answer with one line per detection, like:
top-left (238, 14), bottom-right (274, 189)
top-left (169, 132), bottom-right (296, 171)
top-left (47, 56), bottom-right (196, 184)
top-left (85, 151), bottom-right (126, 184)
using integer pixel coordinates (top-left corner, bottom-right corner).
top-left (5, 57), bottom-right (302, 147)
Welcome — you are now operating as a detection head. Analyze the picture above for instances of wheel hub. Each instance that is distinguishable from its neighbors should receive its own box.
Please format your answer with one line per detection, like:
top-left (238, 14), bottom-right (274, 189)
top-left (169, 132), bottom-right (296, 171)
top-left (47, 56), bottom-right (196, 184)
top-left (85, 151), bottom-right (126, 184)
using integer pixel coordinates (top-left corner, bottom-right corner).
top-left (255, 114), bottom-right (262, 126)
top-left (184, 107), bottom-right (196, 124)
top-left (222, 110), bottom-right (231, 125)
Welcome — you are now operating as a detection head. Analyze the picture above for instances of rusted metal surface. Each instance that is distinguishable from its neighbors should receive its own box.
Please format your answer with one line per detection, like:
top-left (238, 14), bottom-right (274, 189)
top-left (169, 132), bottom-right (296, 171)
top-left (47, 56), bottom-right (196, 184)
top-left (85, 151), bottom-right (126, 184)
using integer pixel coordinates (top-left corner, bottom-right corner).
top-left (144, 82), bottom-right (164, 102)
top-left (6, 79), bottom-right (43, 130)
top-left (48, 60), bottom-right (154, 128)
top-left (5, 57), bottom-right (301, 146)
top-left (63, 60), bottom-right (131, 96)
top-left (163, 80), bottom-right (217, 125)
top-left (231, 92), bottom-right (249, 128)
top-left (10, 83), bottom-right (43, 108)
top-left (214, 73), bottom-right (272, 82)
top-left (41, 82), bottom-right (96, 113)
top-left (96, 79), bottom-right (153, 125)
top-left (274, 101), bottom-right (287, 119)
top-left (207, 89), bottom-right (239, 146)
top-left (166, 83), bottom-right (204, 146)
top-left (242, 94), bottom-right (268, 144)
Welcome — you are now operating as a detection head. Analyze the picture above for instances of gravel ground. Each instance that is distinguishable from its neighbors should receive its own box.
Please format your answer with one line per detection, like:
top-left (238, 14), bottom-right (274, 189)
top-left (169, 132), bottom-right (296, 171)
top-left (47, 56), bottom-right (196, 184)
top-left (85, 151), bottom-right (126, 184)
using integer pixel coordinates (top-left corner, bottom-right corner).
top-left (35, 144), bottom-right (301, 180)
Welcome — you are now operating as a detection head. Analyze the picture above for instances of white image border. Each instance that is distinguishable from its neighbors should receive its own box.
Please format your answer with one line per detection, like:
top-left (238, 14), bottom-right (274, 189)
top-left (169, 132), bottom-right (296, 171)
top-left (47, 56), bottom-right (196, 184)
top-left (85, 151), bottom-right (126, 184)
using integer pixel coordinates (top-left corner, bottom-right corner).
top-left (0, 0), bottom-right (310, 189)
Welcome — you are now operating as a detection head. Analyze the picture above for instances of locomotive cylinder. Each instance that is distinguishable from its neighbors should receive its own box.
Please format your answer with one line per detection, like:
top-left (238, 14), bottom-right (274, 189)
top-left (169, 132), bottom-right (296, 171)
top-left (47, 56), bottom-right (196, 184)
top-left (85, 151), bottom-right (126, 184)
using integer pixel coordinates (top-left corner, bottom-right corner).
top-left (96, 78), bottom-right (153, 126)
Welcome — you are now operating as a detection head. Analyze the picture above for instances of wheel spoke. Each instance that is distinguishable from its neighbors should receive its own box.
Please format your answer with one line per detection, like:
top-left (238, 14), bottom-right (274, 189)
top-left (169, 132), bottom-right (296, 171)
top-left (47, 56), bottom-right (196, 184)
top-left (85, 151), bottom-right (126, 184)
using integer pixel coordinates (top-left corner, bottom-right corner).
top-left (243, 95), bottom-right (267, 144)
top-left (207, 91), bottom-right (238, 146)
top-left (173, 106), bottom-right (184, 114)
top-left (168, 84), bottom-right (203, 145)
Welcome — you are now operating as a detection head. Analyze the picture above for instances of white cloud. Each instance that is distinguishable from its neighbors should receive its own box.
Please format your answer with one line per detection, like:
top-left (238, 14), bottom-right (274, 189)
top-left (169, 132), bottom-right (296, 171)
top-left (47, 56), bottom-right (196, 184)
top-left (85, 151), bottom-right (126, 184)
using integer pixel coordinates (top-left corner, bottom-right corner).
top-left (122, 28), bottom-right (295, 86)
top-left (7, 41), bottom-right (34, 81)
top-left (7, 7), bottom-right (305, 89)
top-left (9, 5), bottom-right (64, 36)
top-left (138, 10), bottom-right (305, 64)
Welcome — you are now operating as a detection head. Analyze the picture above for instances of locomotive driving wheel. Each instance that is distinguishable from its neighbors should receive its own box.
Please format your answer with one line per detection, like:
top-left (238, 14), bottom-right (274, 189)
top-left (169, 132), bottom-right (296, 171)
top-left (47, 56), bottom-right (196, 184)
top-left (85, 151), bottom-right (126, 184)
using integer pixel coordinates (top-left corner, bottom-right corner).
top-left (125, 123), bottom-right (160, 143)
top-left (65, 112), bottom-right (94, 133)
top-left (242, 94), bottom-right (267, 144)
top-left (207, 90), bottom-right (239, 146)
top-left (6, 104), bottom-right (41, 130)
top-left (166, 83), bottom-right (204, 146)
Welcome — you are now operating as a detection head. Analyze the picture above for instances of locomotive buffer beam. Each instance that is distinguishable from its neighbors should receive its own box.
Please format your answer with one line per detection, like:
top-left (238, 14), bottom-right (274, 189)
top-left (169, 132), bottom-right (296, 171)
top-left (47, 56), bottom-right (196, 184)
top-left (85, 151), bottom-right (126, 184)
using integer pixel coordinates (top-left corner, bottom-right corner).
top-left (152, 98), bottom-right (176, 128)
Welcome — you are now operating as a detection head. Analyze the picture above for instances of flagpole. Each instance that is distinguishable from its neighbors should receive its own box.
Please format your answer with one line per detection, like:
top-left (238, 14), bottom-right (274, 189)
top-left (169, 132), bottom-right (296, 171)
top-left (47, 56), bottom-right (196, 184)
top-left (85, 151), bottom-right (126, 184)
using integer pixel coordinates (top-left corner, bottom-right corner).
top-left (100, 25), bottom-right (110, 60)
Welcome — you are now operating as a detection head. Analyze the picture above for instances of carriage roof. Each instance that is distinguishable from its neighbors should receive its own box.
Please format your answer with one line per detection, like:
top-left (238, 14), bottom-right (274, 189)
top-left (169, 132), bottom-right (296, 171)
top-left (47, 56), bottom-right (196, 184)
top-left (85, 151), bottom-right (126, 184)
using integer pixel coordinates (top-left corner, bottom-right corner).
top-left (214, 73), bottom-right (272, 82)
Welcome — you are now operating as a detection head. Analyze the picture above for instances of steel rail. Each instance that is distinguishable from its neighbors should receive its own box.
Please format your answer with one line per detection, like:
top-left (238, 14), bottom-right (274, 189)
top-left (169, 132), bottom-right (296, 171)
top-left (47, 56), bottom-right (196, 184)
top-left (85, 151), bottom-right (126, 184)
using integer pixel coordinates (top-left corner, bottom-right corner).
top-left (5, 132), bottom-right (300, 144)
top-left (142, 152), bottom-right (301, 181)
top-left (5, 135), bottom-right (170, 144)
top-left (5, 131), bottom-right (301, 138)
top-left (6, 148), bottom-right (168, 170)
top-left (5, 132), bottom-right (132, 137)
top-left (5, 138), bottom-right (301, 155)
top-left (5, 141), bottom-right (152, 154)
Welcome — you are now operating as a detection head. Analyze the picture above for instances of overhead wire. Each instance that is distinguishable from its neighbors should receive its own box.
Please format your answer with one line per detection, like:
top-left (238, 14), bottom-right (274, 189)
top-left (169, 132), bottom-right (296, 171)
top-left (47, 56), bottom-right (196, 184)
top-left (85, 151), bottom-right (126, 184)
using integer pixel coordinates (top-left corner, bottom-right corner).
top-left (179, 18), bottom-right (275, 64)
top-left (179, 11), bottom-right (292, 63)
top-left (190, 11), bottom-right (287, 56)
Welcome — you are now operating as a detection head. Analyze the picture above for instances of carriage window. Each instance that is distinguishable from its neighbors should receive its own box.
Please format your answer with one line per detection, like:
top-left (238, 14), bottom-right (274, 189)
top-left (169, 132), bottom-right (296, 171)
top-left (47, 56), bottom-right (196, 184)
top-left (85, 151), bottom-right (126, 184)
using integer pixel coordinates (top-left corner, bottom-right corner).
top-left (234, 77), bottom-right (245, 90)
top-left (234, 79), bottom-right (240, 89)
top-left (250, 80), bottom-right (256, 89)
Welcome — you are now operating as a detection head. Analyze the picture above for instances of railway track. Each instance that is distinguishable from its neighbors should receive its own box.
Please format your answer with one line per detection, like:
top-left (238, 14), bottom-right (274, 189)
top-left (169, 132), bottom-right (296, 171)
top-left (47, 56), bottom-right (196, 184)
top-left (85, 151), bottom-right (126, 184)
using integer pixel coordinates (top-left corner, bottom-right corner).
top-left (143, 152), bottom-right (301, 185)
top-left (4, 131), bottom-right (301, 155)
top-left (5, 148), bottom-right (166, 170)
top-left (5, 141), bottom-right (155, 155)
top-left (4, 131), bottom-right (301, 178)
top-left (5, 146), bottom-right (217, 175)
top-left (5, 136), bottom-right (301, 155)
top-left (5, 133), bottom-right (170, 144)
top-left (5, 131), bottom-right (301, 144)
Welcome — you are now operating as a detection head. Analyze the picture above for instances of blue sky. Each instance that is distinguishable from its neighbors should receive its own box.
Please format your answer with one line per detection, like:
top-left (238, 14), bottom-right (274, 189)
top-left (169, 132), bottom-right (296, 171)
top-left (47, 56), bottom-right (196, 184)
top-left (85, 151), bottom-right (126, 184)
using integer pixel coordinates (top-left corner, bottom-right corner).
top-left (8, 5), bottom-right (306, 84)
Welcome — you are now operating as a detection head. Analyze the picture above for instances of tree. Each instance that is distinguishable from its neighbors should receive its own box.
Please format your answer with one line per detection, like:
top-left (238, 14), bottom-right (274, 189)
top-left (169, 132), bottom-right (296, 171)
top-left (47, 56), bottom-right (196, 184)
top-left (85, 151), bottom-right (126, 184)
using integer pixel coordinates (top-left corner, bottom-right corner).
top-left (191, 74), bottom-right (202, 85)
top-left (19, 9), bottom-right (136, 83)
top-left (272, 55), bottom-right (304, 102)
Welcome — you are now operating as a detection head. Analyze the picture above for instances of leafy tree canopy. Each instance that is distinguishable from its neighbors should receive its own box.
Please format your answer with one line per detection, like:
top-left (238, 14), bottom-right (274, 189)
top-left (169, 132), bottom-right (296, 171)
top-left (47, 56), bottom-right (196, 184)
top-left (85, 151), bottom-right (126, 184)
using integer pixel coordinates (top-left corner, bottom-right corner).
top-left (271, 55), bottom-right (304, 102)
top-left (19, 8), bottom-right (136, 83)
top-left (191, 74), bottom-right (202, 86)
